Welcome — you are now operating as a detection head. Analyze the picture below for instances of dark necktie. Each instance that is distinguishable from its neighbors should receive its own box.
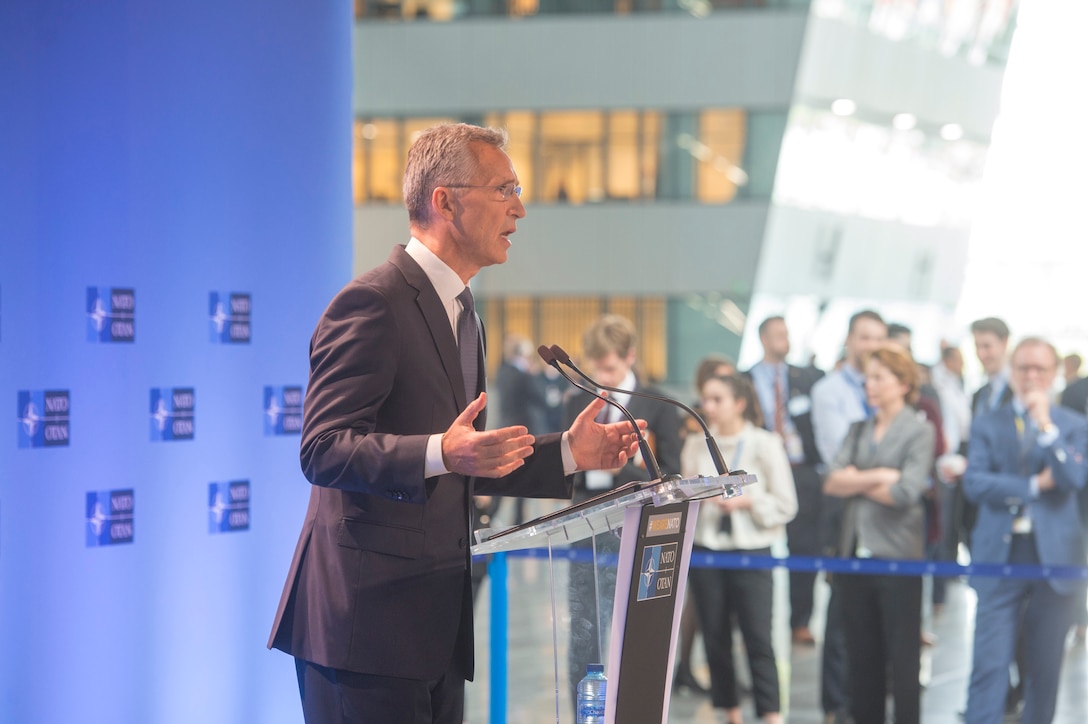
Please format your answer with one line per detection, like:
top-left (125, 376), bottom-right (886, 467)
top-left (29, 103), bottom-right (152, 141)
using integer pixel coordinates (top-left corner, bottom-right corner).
top-left (456, 288), bottom-right (478, 406)
top-left (1016, 413), bottom-right (1037, 474)
top-left (774, 368), bottom-right (787, 434)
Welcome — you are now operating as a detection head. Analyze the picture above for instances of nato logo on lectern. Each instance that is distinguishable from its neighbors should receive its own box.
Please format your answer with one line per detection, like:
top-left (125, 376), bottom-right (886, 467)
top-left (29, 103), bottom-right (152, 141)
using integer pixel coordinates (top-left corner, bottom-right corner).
top-left (209, 480), bottom-right (250, 534)
top-left (87, 287), bottom-right (136, 342)
top-left (86, 489), bottom-right (135, 547)
top-left (150, 387), bottom-right (195, 441)
top-left (264, 386), bottom-right (303, 435)
top-left (637, 542), bottom-right (679, 603)
top-left (17, 390), bottom-right (70, 448)
top-left (209, 292), bottom-right (251, 343)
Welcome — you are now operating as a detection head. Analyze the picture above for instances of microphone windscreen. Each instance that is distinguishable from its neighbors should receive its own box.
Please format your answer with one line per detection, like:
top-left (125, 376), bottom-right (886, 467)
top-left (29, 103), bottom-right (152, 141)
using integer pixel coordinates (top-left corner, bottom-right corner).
top-left (537, 345), bottom-right (556, 365)
top-left (550, 344), bottom-right (572, 364)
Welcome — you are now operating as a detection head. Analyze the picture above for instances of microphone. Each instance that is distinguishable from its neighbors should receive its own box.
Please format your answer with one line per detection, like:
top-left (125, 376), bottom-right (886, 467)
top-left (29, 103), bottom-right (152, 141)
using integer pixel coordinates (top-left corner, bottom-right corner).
top-left (549, 344), bottom-right (731, 477)
top-left (537, 345), bottom-right (667, 482)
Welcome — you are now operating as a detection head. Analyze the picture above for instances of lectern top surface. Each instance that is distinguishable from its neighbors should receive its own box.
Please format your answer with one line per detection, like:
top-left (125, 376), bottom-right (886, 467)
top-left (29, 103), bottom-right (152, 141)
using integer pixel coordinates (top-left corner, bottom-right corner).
top-left (471, 472), bottom-right (756, 556)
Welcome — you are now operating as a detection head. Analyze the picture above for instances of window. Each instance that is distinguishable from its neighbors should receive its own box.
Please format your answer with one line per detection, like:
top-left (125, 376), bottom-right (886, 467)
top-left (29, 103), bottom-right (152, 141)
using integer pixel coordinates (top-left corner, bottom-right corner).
top-left (352, 108), bottom-right (775, 205)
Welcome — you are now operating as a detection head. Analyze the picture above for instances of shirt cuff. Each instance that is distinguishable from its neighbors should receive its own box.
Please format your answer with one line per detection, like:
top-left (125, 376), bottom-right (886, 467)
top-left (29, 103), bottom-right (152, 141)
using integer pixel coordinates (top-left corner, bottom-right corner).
top-left (1037, 425), bottom-right (1060, 448)
top-left (425, 433), bottom-right (449, 478)
top-left (561, 431), bottom-right (577, 475)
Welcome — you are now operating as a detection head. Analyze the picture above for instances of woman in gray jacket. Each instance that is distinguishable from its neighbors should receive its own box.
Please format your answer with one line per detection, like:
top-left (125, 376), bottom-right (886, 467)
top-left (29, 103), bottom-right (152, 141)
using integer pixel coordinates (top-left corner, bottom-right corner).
top-left (824, 344), bottom-right (936, 724)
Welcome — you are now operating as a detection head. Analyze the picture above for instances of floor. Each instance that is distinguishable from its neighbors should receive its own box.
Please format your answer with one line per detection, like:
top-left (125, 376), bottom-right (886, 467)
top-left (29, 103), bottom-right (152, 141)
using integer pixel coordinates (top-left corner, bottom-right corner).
top-left (463, 503), bottom-right (1088, 724)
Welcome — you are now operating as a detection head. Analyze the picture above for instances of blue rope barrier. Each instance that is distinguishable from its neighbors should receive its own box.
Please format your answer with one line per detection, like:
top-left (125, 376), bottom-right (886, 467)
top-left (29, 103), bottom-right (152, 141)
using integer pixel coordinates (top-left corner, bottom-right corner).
top-left (475, 548), bottom-right (1088, 581)
top-left (477, 543), bottom-right (1088, 722)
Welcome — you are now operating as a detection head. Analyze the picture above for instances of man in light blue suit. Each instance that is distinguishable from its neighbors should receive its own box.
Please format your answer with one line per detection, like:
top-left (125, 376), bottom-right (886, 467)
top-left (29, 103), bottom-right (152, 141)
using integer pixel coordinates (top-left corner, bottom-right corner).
top-left (963, 337), bottom-right (1088, 724)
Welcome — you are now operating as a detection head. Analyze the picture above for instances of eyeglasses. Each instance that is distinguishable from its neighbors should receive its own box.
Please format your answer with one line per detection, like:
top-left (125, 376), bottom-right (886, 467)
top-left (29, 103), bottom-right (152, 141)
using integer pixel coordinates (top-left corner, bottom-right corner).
top-left (443, 182), bottom-right (522, 200)
top-left (1013, 364), bottom-right (1055, 376)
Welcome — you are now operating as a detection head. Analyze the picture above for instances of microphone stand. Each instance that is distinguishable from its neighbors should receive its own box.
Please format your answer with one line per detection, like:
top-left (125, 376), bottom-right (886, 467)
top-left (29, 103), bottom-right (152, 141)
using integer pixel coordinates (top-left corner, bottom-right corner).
top-left (537, 345), bottom-right (669, 483)
top-left (549, 344), bottom-right (731, 476)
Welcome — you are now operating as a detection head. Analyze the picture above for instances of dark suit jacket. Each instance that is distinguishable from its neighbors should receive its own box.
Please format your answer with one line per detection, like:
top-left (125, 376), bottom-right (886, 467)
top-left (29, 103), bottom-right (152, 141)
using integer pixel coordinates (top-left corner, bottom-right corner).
top-left (563, 382), bottom-right (683, 503)
top-left (1061, 377), bottom-right (1088, 417)
top-left (964, 404), bottom-right (1088, 595)
top-left (971, 379), bottom-right (1013, 418)
top-left (268, 245), bottom-right (572, 681)
top-left (495, 360), bottom-right (547, 431)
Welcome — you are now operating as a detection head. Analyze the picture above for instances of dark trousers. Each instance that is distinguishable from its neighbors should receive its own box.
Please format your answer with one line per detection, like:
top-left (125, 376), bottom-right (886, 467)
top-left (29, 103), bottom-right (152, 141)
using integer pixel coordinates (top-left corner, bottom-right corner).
top-left (689, 548), bottom-right (781, 716)
top-left (295, 658), bottom-right (465, 724)
top-left (786, 464), bottom-right (823, 630)
top-left (820, 581), bottom-right (850, 716)
top-left (837, 571), bottom-right (922, 724)
top-left (567, 532), bottom-right (620, 716)
top-left (930, 480), bottom-right (960, 606)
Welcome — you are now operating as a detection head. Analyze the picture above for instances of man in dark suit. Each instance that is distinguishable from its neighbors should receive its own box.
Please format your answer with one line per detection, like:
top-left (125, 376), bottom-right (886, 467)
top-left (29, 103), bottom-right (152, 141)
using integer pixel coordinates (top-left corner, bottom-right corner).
top-left (745, 315), bottom-right (824, 645)
top-left (563, 313), bottom-right (683, 714)
top-left (495, 334), bottom-right (550, 524)
top-left (495, 334), bottom-right (548, 432)
top-left (971, 316), bottom-right (1013, 417)
top-left (1060, 361), bottom-right (1088, 416)
top-left (951, 317), bottom-right (1014, 556)
top-left (1058, 353), bottom-right (1088, 643)
top-left (963, 337), bottom-right (1088, 724)
top-left (267, 124), bottom-right (642, 724)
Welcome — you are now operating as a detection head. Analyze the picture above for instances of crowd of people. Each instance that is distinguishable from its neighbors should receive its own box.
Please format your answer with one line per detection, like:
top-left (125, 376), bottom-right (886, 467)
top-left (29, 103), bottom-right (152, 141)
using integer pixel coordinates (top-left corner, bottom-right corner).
top-left (492, 310), bottom-right (1088, 724)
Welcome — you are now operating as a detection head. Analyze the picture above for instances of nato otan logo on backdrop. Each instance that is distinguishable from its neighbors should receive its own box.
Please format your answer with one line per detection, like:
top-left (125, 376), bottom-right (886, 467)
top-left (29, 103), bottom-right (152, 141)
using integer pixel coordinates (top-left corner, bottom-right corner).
top-left (86, 489), bottom-right (135, 547)
top-left (209, 292), bottom-right (251, 343)
top-left (209, 480), bottom-right (250, 533)
top-left (264, 386), bottom-right (303, 435)
top-left (87, 287), bottom-right (135, 342)
top-left (150, 387), bottom-right (195, 441)
top-left (17, 390), bottom-right (70, 448)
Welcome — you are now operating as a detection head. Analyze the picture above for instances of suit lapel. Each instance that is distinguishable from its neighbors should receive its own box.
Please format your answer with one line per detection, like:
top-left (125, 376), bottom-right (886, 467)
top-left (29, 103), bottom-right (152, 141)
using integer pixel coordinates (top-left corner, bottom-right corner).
top-left (994, 407), bottom-right (1023, 472)
top-left (388, 246), bottom-right (471, 412)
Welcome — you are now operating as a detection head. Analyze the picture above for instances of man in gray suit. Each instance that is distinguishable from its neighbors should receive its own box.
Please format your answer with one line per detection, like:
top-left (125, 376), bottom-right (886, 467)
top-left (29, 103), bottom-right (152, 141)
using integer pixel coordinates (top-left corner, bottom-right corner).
top-left (268, 124), bottom-right (642, 724)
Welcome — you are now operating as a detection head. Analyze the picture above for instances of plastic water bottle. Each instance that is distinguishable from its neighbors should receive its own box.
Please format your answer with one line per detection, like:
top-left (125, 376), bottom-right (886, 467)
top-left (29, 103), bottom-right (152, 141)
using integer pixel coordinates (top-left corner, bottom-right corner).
top-left (576, 663), bottom-right (607, 723)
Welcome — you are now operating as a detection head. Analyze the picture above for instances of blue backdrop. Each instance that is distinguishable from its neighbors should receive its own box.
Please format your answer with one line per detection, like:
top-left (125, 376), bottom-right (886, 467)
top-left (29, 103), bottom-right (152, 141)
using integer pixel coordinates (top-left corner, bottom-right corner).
top-left (0, 2), bottom-right (353, 721)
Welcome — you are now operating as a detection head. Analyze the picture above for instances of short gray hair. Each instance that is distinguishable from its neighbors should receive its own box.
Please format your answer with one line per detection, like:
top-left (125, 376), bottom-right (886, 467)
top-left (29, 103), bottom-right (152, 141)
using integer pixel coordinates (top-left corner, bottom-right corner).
top-left (403, 123), bottom-right (508, 228)
top-left (1013, 336), bottom-right (1059, 368)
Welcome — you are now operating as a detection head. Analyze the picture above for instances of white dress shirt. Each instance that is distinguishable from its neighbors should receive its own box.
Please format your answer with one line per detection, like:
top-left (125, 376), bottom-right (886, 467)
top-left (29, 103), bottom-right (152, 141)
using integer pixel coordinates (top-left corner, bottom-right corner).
top-left (405, 238), bottom-right (576, 477)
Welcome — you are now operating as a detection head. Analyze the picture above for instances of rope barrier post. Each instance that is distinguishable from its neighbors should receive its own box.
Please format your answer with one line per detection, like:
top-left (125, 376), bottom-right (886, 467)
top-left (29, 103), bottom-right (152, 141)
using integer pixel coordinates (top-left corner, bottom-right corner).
top-left (488, 552), bottom-right (508, 724)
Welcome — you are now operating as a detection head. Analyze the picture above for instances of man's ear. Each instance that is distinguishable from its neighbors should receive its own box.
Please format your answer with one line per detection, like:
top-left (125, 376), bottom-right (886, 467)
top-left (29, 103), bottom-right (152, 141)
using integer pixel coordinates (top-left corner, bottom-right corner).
top-left (431, 186), bottom-right (457, 222)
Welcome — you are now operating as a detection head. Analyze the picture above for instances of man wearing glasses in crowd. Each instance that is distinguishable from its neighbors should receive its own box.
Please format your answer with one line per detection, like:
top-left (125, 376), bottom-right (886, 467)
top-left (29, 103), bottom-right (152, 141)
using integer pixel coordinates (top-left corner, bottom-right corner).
top-left (268, 123), bottom-right (643, 724)
top-left (962, 337), bottom-right (1088, 724)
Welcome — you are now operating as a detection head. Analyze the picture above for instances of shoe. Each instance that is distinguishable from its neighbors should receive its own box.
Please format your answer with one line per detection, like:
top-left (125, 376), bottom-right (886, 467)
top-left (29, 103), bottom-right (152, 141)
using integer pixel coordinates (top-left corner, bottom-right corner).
top-left (792, 626), bottom-right (816, 646)
top-left (673, 666), bottom-right (709, 695)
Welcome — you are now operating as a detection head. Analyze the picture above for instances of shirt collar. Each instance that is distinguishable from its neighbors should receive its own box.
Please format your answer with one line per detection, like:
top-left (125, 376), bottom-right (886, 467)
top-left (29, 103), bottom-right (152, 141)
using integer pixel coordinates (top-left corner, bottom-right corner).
top-left (405, 237), bottom-right (466, 306)
top-left (842, 363), bottom-right (866, 387)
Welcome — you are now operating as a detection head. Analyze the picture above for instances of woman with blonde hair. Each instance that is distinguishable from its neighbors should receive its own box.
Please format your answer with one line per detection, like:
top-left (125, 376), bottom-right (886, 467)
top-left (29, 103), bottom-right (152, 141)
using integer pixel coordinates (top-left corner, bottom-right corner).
top-left (824, 344), bottom-right (936, 724)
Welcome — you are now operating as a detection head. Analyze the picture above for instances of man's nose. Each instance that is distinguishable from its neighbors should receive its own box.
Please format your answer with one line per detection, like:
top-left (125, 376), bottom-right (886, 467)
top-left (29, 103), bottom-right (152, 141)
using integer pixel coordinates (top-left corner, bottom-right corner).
top-left (510, 194), bottom-right (526, 218)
